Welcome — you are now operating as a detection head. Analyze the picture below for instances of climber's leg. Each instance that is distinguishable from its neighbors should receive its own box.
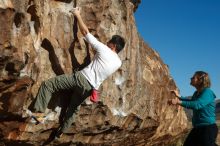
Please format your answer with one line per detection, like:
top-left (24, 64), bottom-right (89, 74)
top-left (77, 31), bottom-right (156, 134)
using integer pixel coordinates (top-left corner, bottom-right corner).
top-left (31, 73), bottom-right (84, 113)
top-left (55, 75), bottom-right (92, 137)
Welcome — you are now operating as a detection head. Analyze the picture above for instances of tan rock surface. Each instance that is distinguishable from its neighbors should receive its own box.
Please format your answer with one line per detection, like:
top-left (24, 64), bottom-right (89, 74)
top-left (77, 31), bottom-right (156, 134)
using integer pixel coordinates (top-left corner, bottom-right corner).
top-left (0, 0), bottom-right (188, 145)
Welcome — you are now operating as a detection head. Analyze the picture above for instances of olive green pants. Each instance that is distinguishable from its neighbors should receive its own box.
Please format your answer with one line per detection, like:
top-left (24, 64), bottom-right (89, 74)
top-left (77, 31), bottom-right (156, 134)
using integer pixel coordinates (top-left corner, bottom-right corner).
top-left (32, 71), bottom-right (92, 132)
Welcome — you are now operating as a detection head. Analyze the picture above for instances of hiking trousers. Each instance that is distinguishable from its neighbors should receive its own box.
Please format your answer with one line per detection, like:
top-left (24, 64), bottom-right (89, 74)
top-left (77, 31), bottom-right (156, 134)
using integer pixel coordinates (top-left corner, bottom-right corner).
top-left (32, 71), bottom-right (93, 132)
top-left (183, 124), bottom-right (218, 146)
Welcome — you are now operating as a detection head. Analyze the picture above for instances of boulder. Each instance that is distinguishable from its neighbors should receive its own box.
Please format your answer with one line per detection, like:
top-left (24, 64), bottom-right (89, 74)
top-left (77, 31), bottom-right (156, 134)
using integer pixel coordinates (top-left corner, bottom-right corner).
top-left (0, 0), bottom-right (188, 145)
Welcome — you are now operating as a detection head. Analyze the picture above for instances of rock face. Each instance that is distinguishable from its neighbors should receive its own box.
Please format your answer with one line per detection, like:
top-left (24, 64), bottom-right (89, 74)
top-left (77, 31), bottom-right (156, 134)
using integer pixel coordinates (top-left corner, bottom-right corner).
top-left (0, 0), bottom-right (188, 145)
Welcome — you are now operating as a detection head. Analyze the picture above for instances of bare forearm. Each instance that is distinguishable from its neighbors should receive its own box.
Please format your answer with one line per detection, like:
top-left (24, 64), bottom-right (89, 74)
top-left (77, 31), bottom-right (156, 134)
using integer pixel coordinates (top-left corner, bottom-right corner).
top-left (75, 13), bottom-right (89, 36)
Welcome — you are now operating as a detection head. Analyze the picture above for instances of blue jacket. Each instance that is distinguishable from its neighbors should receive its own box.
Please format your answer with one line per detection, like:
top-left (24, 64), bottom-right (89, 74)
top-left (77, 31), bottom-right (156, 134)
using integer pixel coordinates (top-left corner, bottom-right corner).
top-left (180, 88), bottom-right (216, 127)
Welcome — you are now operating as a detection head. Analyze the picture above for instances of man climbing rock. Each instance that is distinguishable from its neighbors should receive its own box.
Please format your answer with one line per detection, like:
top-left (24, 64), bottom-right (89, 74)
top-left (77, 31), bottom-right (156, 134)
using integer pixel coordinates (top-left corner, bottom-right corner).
top-left (29, 7), bottom-right (125, 139)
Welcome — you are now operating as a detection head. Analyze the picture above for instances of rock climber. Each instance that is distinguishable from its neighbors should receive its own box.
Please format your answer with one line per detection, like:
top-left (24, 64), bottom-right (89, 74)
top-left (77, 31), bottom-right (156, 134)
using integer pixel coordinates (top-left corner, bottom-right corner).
top-left (29, 7), bottom-right (125, 139)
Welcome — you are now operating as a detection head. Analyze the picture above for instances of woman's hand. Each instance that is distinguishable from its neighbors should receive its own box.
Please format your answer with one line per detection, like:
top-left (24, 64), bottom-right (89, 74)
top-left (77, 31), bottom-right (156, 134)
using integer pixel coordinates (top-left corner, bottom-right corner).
top-left (168, 90), bottom-right (181, 105)
top-left (168, 98), bottom-right (182, 105)
top-left (170, 90), bottom-right (180, 98)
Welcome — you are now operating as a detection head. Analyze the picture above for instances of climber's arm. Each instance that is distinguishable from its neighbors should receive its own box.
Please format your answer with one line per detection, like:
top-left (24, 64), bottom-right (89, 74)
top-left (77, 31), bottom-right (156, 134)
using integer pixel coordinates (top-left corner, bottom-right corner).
top-left (71, 7), bottom-right (89, 36)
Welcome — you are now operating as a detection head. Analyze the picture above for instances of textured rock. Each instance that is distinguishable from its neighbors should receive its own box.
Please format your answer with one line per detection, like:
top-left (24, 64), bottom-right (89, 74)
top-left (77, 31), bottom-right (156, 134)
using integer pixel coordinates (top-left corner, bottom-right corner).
top-left (0, 0), bottom-right (188, 145)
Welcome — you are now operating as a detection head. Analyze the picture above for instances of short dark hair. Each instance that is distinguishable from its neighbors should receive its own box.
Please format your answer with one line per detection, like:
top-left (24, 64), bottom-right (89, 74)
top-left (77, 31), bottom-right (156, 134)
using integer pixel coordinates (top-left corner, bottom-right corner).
top-left (109, 35), bottom-right (125, 53)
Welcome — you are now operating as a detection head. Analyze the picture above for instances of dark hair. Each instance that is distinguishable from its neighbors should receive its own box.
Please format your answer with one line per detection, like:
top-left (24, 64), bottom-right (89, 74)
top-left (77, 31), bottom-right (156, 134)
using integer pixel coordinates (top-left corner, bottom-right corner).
top-left (109, 35), bottom-right (125, 53)
top-left (195, 71), bottom-right (211, 88)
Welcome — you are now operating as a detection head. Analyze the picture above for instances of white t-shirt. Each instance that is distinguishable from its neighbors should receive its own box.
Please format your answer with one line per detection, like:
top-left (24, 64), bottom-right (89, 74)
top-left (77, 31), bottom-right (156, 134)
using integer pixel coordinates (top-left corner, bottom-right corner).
top-left (80, 33), bottom-right (122, 89)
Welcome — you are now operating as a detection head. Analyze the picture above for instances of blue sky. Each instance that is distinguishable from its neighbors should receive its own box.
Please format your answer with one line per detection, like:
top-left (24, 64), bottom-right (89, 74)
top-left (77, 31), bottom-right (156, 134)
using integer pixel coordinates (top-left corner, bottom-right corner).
top-left (134, 0), bottom-right (220, 98)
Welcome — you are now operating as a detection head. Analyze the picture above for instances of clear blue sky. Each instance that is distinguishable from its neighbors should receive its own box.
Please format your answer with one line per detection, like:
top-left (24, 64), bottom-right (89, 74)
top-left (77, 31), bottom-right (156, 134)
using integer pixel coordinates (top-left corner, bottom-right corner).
top-left (134, 0), bottom-right (220, 98)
